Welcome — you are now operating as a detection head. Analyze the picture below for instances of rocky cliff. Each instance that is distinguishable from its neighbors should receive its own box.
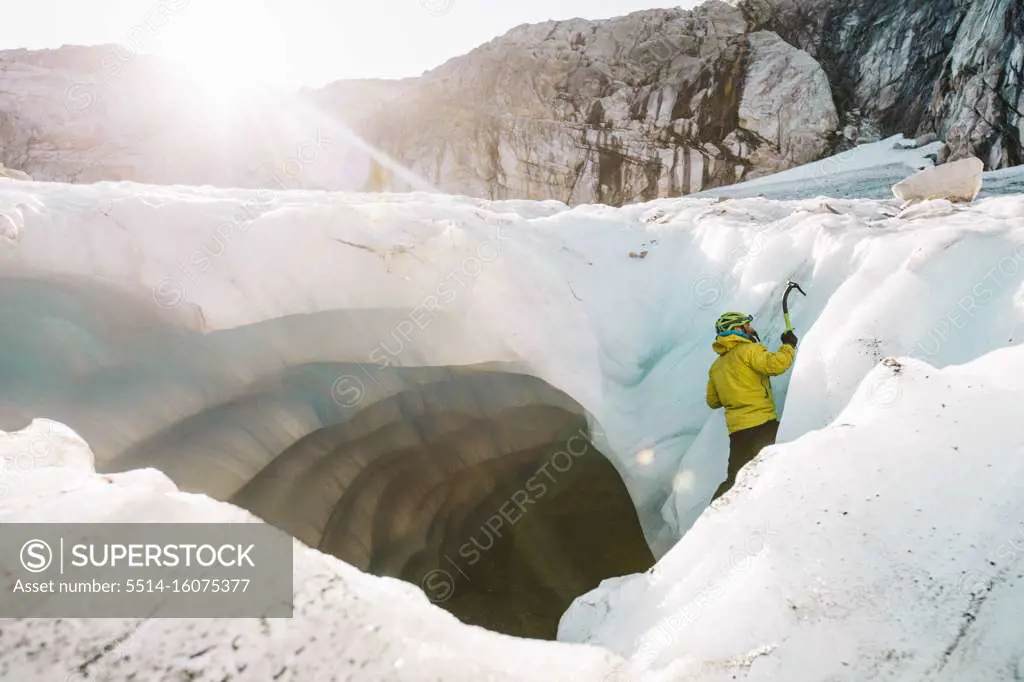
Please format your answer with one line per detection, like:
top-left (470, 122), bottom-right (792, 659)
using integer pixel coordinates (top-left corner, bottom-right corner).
top-left (328, 0), bottom-right (1020, 204)
top-left (0, 0), bottom-right (1020, 204)
top-left (740, 0), bottom-right (1023, 168)
top-left (337, 1), bottom-right (840, 203)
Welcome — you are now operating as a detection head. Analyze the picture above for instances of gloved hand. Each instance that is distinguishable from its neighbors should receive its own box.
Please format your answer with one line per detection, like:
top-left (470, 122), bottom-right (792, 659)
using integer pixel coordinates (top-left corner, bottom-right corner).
top-left (781, 330), bottom-right (798, 348)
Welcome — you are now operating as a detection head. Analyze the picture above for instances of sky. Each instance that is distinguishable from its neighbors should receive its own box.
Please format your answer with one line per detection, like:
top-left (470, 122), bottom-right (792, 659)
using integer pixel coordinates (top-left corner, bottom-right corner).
top-left (4, 0), bottom-right (702, 88)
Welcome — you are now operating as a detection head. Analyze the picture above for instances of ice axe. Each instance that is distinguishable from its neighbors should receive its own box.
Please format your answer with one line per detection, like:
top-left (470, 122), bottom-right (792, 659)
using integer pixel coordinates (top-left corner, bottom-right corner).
top-left (783, 281), bottom-right (806, 332)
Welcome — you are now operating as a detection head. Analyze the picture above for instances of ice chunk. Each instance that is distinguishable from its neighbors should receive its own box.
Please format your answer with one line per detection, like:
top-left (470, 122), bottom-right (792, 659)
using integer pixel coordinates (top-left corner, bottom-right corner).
top-left (892, 156), bottom-right (984, 203)
top-left (0, 419), bottom-right (95, 473)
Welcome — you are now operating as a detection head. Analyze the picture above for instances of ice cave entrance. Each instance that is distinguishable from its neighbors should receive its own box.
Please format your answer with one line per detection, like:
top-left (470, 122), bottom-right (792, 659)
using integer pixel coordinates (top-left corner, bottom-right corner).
top-left (223, 370), bottom-right (657, 640)
top-left (0, 279), bottom-right (655, 639)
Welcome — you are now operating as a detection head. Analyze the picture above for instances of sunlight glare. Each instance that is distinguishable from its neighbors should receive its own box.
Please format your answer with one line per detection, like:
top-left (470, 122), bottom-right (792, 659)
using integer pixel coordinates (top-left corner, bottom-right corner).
top-left (154, 0), bottom-right (292, 102)
top-left (672, 470), bottom-right (695, 493)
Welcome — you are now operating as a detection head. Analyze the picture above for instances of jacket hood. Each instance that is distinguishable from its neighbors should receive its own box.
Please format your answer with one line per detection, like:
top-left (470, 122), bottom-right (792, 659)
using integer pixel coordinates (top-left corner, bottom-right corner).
top-left (712, 332), bottom-right (754, 356)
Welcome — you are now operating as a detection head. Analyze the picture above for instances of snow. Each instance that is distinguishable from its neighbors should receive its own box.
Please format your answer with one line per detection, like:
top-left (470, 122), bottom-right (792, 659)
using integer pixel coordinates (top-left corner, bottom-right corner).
top-left (1, 173), bottom-right (1023, 679)
top-left (0, 421), bottom-right (625, 682)
top-left (752, 134), bottom-right (946, 183)
top-left (560, 346), bottom-right (1024, 681)
top-left (892, 157), bottom-right (985, 203)
top-left (695, 134), bottom-right (1024, 203)
top-left (695, 134), bottom-right (949, 200)
top-left (2, 178), bottom-right (1024, 555)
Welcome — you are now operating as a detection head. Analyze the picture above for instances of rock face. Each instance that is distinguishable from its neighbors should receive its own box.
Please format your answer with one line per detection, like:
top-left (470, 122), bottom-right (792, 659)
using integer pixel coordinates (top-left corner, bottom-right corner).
top-left (0, 0), bottom-right (1019, 204)
top-left (0, 47), bottom-right (373, 189)
top-left (892, 156), bottom-right (985, 203)
top-left (318, 0), bottom-right (1022, 203)
top-left (353, 3), bottom-right (838, 203)
top-left (740, 0), bottom-right (1024, 169)
top-left (735, 30), bottom-right (840, 178)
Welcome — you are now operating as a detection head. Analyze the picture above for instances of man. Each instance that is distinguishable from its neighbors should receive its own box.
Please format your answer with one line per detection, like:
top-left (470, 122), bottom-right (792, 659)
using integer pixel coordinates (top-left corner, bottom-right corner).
top-left (706, 312), bottom-right (797, 500)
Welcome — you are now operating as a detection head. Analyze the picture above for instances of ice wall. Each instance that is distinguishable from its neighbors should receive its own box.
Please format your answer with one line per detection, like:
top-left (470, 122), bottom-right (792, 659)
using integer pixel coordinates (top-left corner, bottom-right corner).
top-left (1, 178), bottom-right (1023, 557)
top-left (560, 345), bottom-right (1024, 681)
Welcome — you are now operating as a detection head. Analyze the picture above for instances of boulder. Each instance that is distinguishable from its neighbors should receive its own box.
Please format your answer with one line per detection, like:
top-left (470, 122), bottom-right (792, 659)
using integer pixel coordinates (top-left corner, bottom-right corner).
top-left (892, 156), bottom-right (984, 203)
top-left (738, 31), bottom-right (839, 167)
top-left (0, 165), bottom-right (31, 181)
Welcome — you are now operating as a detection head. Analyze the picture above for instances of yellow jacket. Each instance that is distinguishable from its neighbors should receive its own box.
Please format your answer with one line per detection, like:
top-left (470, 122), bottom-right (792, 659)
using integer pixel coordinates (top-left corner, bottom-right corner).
top-left (706, 333), bottom-right (795, 434)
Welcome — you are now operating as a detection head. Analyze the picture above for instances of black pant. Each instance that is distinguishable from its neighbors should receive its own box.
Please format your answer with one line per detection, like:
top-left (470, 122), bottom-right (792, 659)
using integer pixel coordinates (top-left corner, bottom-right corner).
top-left (713, 419), bottom-right (780, 501)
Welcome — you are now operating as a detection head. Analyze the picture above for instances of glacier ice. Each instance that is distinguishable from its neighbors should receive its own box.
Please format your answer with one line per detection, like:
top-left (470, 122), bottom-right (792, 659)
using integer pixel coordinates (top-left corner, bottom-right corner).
top-left (892, 156), bottom-right (985, 203)
top-left (0, 173), bottom-right (1023, 678)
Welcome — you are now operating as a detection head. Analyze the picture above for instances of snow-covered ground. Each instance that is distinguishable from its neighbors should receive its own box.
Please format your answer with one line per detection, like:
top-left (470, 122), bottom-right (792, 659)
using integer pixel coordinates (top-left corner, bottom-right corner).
top-left (4, 347), bottom-right (1024, 679)
top-left (561, 347), bottom-right (1024, 681)
top-left (1, 156), bottom-right (1023, 679)
top-left (0, 421), bottom-right (624, 681)
top-left (697, 135), bottom-right (1024, 202)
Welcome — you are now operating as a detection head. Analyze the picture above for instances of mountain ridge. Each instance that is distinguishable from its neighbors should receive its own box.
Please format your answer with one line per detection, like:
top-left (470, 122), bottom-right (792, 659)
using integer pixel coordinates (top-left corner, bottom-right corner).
top-left (0, 0), bottom-right (1020, 204)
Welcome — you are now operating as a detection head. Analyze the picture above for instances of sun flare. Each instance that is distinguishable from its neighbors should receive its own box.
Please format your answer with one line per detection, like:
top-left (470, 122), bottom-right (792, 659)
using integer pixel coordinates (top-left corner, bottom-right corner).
top-left (154, 0), bottom-right (292, 101)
